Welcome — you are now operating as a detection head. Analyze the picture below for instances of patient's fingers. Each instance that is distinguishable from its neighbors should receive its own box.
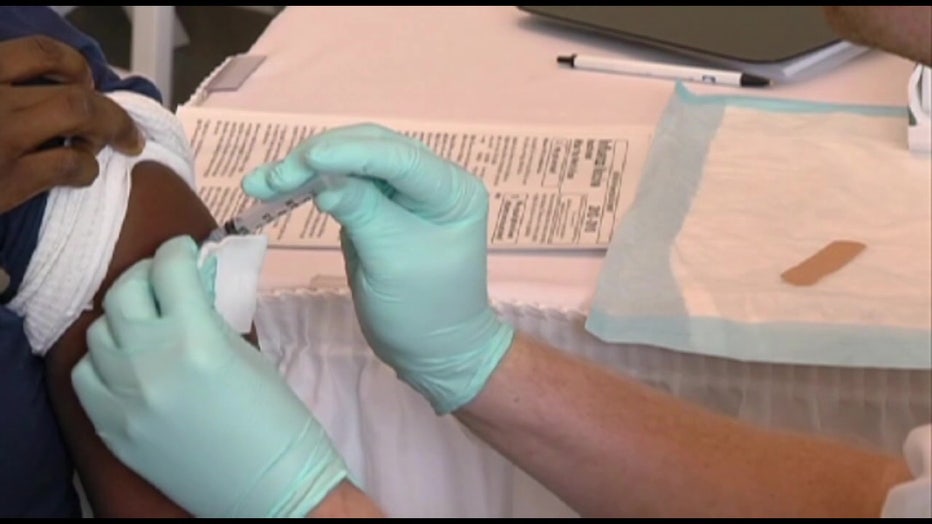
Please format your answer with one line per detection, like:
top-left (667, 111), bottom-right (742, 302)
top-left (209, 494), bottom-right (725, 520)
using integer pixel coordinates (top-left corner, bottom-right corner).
top-left (7, 84), bottom-right (144, 156)
top-left (0, 35), bottom-right (93, 87)
top-left (0, 146), bottom-right (98, 213)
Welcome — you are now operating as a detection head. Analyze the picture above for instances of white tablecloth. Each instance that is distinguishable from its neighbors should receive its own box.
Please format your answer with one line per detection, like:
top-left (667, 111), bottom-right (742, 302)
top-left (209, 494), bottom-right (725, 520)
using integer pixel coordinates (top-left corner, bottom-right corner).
top-left (191, 6), bottom-right (930, 517)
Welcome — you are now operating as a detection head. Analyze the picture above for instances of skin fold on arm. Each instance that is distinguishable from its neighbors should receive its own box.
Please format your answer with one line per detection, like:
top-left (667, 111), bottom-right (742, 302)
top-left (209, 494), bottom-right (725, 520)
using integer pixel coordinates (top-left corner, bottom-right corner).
top-left (43, 161), bottom-right (241, 517)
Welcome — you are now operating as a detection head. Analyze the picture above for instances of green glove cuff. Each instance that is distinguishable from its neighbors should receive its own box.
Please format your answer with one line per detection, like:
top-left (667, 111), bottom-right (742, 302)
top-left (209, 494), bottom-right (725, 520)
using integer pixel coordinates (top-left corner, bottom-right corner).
top-left (234, 418), bottom-right (349, 518)
top-left (405, 315), bottom-right (516, 415)
top-left (269, 456), bottom-right (349, 518)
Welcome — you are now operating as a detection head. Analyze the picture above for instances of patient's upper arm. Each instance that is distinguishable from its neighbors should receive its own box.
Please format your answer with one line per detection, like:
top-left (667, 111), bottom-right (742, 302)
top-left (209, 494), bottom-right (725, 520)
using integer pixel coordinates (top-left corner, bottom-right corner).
top-left (44, 161), bottom-right (216, 517)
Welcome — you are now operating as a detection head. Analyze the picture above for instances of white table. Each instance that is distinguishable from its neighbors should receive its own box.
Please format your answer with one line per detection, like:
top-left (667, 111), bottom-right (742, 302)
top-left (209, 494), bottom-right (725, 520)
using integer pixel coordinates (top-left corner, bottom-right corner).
top-left (193, 6), bottom-right (930, 517)
top-left (202, 6), bottom-right (917, 309)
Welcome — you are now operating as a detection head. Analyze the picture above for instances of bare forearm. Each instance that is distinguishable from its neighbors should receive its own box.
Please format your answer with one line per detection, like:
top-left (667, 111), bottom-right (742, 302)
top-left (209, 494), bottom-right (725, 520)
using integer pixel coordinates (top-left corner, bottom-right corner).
top-left (455, 332), bottom-right (909, 518)
top-left (307, 481), bottom-right (384, 518)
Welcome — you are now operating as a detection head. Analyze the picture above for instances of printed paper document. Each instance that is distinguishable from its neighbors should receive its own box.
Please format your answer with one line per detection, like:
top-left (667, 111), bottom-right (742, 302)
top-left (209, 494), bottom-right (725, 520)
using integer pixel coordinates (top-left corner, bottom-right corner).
top-left (176, 105), bottom-right (652, 250)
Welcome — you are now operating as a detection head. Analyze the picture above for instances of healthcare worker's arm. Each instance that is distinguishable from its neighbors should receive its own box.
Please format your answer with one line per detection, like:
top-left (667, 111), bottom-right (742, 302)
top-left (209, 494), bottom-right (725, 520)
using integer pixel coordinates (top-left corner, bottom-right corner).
top-left (457, 332), bottom-right (912, 518)
top-left (71, 235), bottom-right (383, 518)
top-left (244, 125), bottom-right (921, 518)
top-left (309, 482), bottom-right (383, 518)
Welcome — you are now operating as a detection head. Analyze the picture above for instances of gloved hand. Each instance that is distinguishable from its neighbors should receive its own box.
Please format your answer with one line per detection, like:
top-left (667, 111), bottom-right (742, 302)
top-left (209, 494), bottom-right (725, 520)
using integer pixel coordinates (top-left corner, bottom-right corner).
top-left (71, 236), bottom-right (348, 518)
top-left (243, 124), bottom-right (515, 414)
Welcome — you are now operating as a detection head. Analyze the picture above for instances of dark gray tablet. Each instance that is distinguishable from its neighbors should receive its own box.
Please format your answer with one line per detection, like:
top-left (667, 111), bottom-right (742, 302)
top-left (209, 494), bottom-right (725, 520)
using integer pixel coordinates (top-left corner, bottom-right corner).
top-left (517, 6), bottom-right (841, 64)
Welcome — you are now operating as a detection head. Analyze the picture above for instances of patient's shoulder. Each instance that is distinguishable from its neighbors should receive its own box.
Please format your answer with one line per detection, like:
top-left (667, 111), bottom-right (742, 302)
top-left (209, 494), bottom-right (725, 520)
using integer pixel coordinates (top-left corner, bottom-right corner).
top-left (99, 161), bottom-right (216, 297)
top-left (46, 159), bottom-right (215, 370)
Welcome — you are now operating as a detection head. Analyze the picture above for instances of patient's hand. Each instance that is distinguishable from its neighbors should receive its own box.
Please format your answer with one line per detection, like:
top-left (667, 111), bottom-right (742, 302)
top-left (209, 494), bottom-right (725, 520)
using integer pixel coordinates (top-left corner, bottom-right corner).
top-left (44, 161), bottom-right (236, 517)
top-left (0, 36), bottom-right (144, 213)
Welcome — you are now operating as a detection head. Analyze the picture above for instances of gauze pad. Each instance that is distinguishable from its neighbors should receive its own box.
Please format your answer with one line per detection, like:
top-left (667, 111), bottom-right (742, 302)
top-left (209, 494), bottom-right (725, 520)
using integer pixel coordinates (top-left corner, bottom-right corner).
top-left (198, 234), bottom-right (268, 333)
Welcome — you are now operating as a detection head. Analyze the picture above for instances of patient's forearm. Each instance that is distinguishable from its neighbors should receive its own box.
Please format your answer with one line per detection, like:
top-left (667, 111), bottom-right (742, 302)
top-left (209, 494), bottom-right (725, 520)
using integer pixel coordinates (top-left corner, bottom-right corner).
top-left (46, 161), bottom-right (217, 516)
top-left (455, 332), bottom-right (910, 518)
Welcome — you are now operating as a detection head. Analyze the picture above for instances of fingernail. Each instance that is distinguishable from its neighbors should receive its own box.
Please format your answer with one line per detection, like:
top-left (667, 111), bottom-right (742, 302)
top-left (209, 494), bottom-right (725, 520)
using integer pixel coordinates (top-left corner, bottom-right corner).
top-left (130, 126), bottom-right (146, 156)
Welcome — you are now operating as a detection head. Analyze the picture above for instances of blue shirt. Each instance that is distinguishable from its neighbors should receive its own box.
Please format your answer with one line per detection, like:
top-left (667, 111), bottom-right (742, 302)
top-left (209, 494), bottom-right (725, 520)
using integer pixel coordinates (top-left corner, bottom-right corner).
top-left (0, 6), bottom-right (161, 516)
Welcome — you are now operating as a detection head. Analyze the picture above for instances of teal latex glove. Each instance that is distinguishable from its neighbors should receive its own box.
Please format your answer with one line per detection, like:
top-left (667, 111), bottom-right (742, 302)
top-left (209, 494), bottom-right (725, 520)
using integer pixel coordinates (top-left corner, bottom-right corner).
top-left (243, 124), bottom-right (515, 414)
top-left (71, 236), bottom-right (347, 518)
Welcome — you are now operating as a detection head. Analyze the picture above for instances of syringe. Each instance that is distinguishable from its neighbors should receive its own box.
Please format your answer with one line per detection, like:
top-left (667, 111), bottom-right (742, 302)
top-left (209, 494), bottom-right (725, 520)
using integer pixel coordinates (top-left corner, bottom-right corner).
top-left (205, 178), bottom-right (326, 243)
